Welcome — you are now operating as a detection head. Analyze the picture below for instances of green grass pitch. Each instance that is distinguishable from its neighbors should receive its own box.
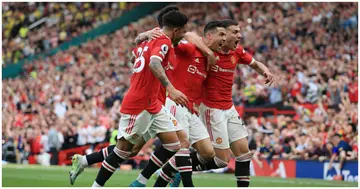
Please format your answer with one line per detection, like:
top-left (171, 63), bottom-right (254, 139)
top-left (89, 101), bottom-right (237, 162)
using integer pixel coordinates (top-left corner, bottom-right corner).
top-left (2, 164), bottom-right (358, 187)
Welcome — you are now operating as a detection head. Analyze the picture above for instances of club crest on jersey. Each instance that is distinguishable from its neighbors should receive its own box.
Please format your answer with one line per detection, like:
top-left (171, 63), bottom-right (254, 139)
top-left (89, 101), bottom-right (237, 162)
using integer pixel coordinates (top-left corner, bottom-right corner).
top-left (131, 134), bottom-right (139, 139)
top-left (231, 56), bottom-right (236, 64)
top-left (172, 120), bottom-right (178, 126)
top-left (216, 137), bottom-right (223, 144)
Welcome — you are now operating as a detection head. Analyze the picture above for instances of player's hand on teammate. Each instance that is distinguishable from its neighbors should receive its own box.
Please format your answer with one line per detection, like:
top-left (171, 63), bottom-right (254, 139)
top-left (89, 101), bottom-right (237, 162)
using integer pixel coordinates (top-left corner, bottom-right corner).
top-left (263, 71), bottom-right (275, 86)
top-left (206, 51), bottom-right (217, 71)
top-left (191, 103), bottom-right (200, 116)
top-left (169, 88), bottom-right (189, 107)
top-left (146, 28), bottom-right (163, 40)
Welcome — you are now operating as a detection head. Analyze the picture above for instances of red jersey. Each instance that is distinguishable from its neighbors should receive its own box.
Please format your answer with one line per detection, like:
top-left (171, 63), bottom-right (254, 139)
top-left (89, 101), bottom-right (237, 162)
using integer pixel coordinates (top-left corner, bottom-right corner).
top-left (202, 45), bottom-right (254, 110)
top-left (172, 40), bottom-right (207, 105)
top-left (120, 34), bottom-right (175, 115)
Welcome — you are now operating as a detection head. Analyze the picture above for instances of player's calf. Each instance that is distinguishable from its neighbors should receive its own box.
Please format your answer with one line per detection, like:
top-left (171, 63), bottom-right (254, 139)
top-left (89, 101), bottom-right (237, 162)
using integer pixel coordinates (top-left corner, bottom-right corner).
top-left (133, 141), bottom-right (180, 186)
top-left (153, 149), bottom-right (228, 187)
top-left (154, 156), bottom-right (178, 187)
top-left (234, 151), bottom-right (252, 187)
top-left (175, 148), bottom-right (193, 187)
top-left (93, 139), bottom-right (132, 187)
top-left (91, 145), bottom-right (116, 165)
top-left (70, 145), bottom-right (116, 185)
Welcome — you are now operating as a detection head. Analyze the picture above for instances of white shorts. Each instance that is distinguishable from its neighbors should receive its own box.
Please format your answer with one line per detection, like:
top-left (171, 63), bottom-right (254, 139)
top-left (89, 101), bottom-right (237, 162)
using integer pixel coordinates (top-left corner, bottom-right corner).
top-left (117, 106), bottom-right (180, 144)
top-left (166, 98), bottom-right (209, 145)
top-left (199, 103), bottom-right (248, 149)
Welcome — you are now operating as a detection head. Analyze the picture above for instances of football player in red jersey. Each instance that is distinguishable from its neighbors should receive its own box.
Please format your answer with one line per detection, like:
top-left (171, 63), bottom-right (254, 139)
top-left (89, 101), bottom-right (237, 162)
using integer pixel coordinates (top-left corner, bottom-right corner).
top-left (152, 20), bottom-right (231, 187)
top-left (130, 7), bottom-right (226, 187)
top-left (69, 6), bottom-right (224, 187)
top-left (91, 10), bottom-right (189, 187)
top-left (199, 19), bottom-right (275, 187)
top-left (69, 6), bottom-right (210, 187)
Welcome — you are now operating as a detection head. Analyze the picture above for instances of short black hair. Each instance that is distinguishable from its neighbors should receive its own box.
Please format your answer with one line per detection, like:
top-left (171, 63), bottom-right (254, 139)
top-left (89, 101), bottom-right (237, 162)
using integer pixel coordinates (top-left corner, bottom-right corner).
top-left (203, 20), bottom-right (222, 35)
top-left (220, 19), bottom-right (238, 28)
top-left (333, 133), bottom-right (342, 138)
top-left (162, 10), bottom-right (188, 28)
top-left (157, 5), bottom-right (180, 27)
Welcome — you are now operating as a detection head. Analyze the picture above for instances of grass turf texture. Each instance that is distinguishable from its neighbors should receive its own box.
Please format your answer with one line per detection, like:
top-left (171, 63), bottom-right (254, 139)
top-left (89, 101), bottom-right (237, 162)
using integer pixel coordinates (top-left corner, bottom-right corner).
top-left (2, 164), bottom-right (358, 187)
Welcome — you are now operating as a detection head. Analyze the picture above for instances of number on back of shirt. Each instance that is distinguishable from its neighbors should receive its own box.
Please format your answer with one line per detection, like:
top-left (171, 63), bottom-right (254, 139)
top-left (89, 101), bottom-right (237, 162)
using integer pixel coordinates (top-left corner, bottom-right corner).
top-left (133, 46), bottom-right (148, 73)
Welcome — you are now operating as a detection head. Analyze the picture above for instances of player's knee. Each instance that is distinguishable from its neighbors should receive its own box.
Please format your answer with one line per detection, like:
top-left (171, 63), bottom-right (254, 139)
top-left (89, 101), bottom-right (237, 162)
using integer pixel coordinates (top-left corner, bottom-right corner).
top-left (129, 149), bottom-right (140, 157)
top-left (163, 141), bottom-right (181, 152)
top-left (180, 138), bottom-right (190, 149)
top-left (214, 148), bottom-right (231, 163)
top-left (129, 144), bottom-right (143, 157)
top-left (239, 140), bottom-right (250, 153)
top-left (232, 139), bottom-right (250, 156)
top-left (198, 147), bottom-right (216, 162)
top-left (176, 130), bottom-right (190, 148)
top-left (116, 137), bottom-right (133, 151)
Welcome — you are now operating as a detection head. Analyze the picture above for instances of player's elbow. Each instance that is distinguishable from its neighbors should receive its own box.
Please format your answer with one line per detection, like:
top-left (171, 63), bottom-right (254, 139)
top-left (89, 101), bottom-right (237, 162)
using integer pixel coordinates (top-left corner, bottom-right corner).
top-left (248, 60), bottom-right (258, 69)
top-left (149, 58), bottom-right (162, 69)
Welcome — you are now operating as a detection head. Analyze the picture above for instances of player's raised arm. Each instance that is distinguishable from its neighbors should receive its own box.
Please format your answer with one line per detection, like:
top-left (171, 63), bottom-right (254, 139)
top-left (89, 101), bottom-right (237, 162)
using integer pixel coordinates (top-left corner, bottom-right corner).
top-left (184, 31), bottom-right (217, 71)
top-left (235, 45), bottom-right (275, 86)
top-left (248, 60), bottom-right (275, 86)
top-left (134, 28), bottom-right (163, 45)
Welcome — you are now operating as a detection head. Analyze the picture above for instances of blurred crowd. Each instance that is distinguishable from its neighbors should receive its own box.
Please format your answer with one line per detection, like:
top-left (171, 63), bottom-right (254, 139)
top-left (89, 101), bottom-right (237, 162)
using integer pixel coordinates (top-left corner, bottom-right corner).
top-left (2, 2), bottom-right (358, 166)
top-left (2, 2), bottom-right (139, 66)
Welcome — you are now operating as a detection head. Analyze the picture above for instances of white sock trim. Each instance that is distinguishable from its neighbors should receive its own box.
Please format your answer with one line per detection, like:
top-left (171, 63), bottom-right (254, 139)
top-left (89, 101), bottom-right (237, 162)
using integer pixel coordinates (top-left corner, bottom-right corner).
top-left (137, 174), bottom-right (148, 185)
top-left (163, 141), bottom-right (181, 152)
top-left (92, 181), bottom-right (102, 187)
top-left (81, 155), bottom-right (89, 167)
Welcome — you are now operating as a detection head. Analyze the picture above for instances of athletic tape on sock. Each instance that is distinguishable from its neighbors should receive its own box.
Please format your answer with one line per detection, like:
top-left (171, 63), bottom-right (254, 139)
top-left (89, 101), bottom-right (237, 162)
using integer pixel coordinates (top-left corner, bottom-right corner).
top-left (214, 156), bottom-right (229, 168)
top-left (163, 141), bottom-right (181, 152)
top-left (113, 147), bottom-right (131, 160)
top-left (235, 151), bottom-right (252, 162)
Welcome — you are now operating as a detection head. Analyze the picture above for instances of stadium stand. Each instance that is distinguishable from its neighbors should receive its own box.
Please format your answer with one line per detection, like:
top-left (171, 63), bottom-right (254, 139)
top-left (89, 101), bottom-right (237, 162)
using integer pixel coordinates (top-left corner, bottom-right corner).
top-left (2, 2), bottom-right (139, 66)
